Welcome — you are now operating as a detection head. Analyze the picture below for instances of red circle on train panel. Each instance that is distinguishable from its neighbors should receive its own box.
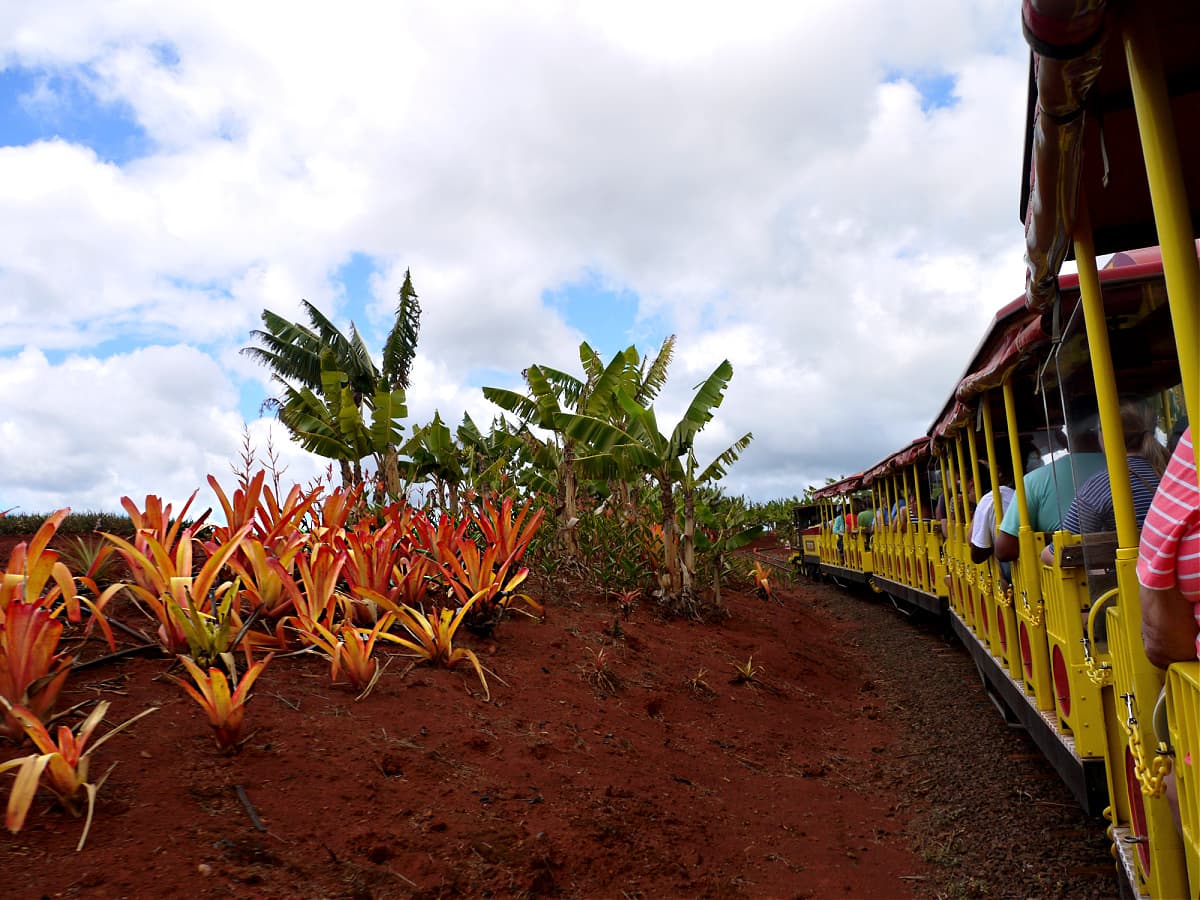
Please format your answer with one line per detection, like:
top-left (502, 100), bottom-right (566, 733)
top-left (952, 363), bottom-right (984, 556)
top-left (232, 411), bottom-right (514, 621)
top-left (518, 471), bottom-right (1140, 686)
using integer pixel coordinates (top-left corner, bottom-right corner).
top-left (1125, 747), bottom-right (1152, 875)
top-left (1018, 622), bottom-right (1033, 682)
top-left (980, 597), bottom-right (989, 633)
top-left (1052, 644), bottom-right (1071, 718)
top-left (997, 610), bottom-right (1008, 654)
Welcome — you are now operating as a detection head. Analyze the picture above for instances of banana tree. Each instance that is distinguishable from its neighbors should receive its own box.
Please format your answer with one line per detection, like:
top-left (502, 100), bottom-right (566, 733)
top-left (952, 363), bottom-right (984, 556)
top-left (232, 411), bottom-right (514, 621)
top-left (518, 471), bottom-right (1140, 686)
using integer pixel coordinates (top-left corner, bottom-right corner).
top-left (275, 353), bottom-right (407, 491)
top-left (680, 432), bottom-right (753, 599)
top-left (483, 343), bottom-right (635, 557)
top-left (243, 270), bottom-right (421, 495)
top-left (692, 488), bottom-right (762, 609)
top-left (456, 413), bottom-right (523, 503)
top-left (554, 359), bottom-right (738, 605)
top-left (398, 413), bottom-right (467, 514)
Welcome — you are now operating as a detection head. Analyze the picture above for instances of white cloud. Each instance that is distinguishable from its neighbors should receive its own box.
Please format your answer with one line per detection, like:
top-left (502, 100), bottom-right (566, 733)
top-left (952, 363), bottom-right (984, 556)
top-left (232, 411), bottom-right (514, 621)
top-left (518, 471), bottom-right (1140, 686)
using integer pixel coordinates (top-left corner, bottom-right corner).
top-left (0, 1), bottom-right (1035, 509)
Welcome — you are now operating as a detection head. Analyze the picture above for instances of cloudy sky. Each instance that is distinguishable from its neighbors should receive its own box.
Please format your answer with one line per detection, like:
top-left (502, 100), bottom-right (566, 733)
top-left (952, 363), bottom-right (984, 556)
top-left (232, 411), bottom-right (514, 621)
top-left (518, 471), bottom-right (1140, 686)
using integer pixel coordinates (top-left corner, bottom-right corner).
top-left (0, 0), bottom-right (1031, 514)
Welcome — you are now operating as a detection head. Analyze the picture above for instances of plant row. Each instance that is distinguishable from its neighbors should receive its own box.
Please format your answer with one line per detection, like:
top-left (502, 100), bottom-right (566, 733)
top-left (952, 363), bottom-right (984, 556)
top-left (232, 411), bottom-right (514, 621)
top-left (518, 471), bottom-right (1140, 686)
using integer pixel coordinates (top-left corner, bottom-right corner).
top-left (0, 469), bottom-right (544, 847)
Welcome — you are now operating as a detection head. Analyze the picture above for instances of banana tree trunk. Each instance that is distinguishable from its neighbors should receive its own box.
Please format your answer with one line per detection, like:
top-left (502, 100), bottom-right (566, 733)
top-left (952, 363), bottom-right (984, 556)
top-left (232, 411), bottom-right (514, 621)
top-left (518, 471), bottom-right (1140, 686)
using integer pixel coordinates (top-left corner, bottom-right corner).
top-left (712, 549), bottom-right (723, 610)
top-left (379, 447), bottom-right (401, 502)
top-left (559, 440), bottom-right (581, 558)
top-left (659, 477), bottom-right (679, 598)
top-left (681, 482), bottom-right (696, 600)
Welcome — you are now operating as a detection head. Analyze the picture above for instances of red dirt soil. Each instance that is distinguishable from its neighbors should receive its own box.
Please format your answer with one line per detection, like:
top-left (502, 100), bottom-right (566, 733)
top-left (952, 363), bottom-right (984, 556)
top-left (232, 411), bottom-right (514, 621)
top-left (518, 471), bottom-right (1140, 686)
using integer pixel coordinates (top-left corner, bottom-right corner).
top-left (2, 535), bottom-right (1117, 899)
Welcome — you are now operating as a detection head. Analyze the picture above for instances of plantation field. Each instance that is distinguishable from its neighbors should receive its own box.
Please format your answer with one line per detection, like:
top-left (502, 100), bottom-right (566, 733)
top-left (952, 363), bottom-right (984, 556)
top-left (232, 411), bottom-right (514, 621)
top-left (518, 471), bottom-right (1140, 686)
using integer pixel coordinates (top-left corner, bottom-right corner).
top-left (2, 538), bottom-right (1117, 899)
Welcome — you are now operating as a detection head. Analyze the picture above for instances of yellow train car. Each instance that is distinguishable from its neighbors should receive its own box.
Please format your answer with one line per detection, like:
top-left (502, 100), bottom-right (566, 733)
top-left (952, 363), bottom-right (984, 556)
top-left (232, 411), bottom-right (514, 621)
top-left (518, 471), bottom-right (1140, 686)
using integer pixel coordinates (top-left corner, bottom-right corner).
top-left (803, 2), bottom-right (1200, 896)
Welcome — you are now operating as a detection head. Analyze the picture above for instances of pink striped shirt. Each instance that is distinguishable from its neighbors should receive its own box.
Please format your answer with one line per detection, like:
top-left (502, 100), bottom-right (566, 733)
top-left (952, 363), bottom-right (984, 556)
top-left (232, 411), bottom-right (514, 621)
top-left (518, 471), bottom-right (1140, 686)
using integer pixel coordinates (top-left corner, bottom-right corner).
top-left (1137, 428), bottom-right (1200, 657)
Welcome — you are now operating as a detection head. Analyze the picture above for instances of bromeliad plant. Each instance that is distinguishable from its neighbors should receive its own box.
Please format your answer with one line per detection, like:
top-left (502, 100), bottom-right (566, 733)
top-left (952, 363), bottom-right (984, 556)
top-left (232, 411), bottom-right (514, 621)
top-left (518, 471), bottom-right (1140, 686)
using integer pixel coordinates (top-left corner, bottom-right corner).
top-left (294, 616), bottom-right (392, 695)
top-left (2, 508), bottom-right (118, 636)
top-left (0, 602), bottom-right (73, 741)
top-left (1, 510), bottom-right (119, 739)
top-left (0, 699), bottom-right (156, 850)
top-left (439, 538), bottom-right (542, 636)
top-left (381, 595), bottom-right (490, 700)
top-left (750, 560), bottom-right (772, 601)
top-left (468, 496), bottom-right (544, 565)
top-left (170, 653), bottom-right (273, 753)
top-left (104, 524), bottom-right (252, 655)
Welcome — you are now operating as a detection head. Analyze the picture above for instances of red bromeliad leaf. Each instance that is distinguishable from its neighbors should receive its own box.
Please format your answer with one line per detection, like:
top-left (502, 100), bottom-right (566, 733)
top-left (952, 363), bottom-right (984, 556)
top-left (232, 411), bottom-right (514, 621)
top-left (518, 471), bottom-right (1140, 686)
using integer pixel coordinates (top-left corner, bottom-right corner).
top-left (0, 602), bottom-right (73, 738)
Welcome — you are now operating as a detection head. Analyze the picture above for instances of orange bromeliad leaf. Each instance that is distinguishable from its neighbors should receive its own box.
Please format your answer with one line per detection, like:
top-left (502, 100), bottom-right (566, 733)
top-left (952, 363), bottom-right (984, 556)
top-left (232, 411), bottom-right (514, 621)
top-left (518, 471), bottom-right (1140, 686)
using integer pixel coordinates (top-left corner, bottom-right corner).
top-left (0, 699), bottom-right (156, 849)
top-left (0, 509), bottom-right (78, 621)
top-left (382, 594), bottom-right (490, 700)
top-left (171, 654), bottom-right (273, 752)
top-left (469, 497), bottom-right (545, 566)
top-left (0, 602), bottom-right (73, 740)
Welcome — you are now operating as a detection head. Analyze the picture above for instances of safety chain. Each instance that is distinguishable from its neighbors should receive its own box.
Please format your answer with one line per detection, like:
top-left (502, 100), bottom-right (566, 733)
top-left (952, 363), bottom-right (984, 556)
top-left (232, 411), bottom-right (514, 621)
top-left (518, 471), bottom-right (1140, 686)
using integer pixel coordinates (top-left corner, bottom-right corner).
top-left (1020, 589), bottom-right (1044, 628)
top-left (1080, 636), bottom-right (1113, 687)
top-left (996, 579), bottom-right (1014, 609)
top-left (1103, 806), bottom-right (1119, 861)
top-left (1121, 692), bottom-right (1172, 797)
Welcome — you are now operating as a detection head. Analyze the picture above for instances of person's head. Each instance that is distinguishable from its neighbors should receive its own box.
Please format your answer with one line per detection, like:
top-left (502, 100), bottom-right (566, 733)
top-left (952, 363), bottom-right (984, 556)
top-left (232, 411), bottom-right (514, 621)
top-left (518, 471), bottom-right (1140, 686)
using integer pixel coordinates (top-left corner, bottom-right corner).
top-left (1118, 396), bottom-right (1169, 476)
top-left (1068, 412), bottom-right (1103, 453)
top-left (1019, 436), bottom-right (1043, 472)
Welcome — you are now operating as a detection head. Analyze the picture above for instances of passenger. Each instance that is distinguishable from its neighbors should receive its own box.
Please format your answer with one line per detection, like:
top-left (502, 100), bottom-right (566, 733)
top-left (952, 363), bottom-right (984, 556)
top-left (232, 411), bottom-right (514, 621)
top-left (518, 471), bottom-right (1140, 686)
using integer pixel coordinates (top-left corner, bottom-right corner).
top-left (1137, 425), bottom-right (1200, 667)
top-left (832, 509), bottom-right (846, 563)
top-left (1168, 415), bottom-right (1189, 454)
top-left (1136, 425), bottom-right (1199, 839)
top-left (969, 464), bottom-right (1014, 570)
top-left (996, 423), bottom-right (1106, 563)
top-left (898, 484), bottom-right (932, 533)
top-left (1040, 399), bottom-right (1169, 564)
top-left (857, 504), bottom-right (875, 550)
top-left (938, 472), bottom-right (977, 540)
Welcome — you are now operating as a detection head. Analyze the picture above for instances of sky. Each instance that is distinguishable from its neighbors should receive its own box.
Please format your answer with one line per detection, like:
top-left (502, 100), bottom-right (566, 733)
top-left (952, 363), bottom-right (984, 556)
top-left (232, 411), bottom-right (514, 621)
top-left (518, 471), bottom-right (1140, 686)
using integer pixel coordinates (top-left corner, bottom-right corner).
top-left (0, 0), bottom-right (1033, 514)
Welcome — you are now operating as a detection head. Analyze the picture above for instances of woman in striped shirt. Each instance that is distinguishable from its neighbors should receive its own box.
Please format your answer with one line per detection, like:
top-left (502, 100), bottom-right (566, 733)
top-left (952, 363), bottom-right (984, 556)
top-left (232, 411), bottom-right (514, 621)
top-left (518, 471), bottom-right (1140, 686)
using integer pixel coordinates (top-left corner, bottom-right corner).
top-left (1138, 425), bottom-right (1200, 666)
top-left (1040, 399), bottom-right (1169, 564)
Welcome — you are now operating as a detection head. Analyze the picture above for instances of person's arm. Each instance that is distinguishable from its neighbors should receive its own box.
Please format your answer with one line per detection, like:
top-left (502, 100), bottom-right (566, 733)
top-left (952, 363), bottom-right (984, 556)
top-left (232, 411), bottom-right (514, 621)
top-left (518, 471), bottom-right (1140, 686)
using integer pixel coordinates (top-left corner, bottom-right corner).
top-left (1040, 543), bottom-right (1054, 565)
top-left (968, 495), bottom-right (992, 562)
top-left (970, 542), bottom-right (993, 564)
top-left (995, 529), bottom-right (1019, 562)
top-left (995, 497), bottom-right (1021, 562)
top-left (1140, 583), bottom-right (1199, 668)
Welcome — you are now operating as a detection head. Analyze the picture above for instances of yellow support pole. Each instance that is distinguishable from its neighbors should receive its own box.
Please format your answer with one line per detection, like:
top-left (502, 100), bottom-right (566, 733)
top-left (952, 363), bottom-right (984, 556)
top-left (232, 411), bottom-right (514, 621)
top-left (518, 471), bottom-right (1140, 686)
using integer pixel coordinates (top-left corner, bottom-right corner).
top-left (901, 465), bottom-right (914, 586)
top-left (1004, 379), bottom-right (1053, 705)
top-left (1074, 197), bottom-right (1137, 552)
top-left (913, 462), bottom-right (928, 591)
top-left (980, 394), bottom-right (1003, 537)
top-left (941, 447), bottom-right (958, 611)
top-left (954, 434), bottom-right (972, 624)
top-left (956, 435), bottom-right (971, 527)
top-left (981, 394), bottom-right (1016, 664)
top-left (1002, 382), bottom-right (1030, 533)
top-left (1077, 194), bottom-right (1187, 899)
top-left (938, 450), bottom-right (952, 539)
top-left (1123, 10), bottom-right (1200, 443)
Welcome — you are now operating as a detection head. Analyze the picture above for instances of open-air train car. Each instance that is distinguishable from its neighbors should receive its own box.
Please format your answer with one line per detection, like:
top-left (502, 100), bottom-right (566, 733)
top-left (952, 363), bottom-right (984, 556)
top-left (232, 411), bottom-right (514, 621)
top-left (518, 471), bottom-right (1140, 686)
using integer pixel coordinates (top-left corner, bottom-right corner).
top-left (801, 2), bottom-right (1200, 897)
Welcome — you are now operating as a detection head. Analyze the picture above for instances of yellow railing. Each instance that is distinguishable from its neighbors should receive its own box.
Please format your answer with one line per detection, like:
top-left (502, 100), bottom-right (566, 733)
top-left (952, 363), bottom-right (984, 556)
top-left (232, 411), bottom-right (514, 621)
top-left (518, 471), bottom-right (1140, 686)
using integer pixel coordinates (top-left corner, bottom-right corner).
top-left (1039, 533), bottom-right (1109, 758)
top-left (1166, 661), bottom-right (1200, 894)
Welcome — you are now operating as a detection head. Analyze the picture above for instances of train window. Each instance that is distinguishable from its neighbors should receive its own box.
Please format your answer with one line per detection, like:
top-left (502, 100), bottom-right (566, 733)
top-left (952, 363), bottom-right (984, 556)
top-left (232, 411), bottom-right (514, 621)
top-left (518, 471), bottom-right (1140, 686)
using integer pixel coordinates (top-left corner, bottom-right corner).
top-left (1047, 277), bottom-right (1180, 596)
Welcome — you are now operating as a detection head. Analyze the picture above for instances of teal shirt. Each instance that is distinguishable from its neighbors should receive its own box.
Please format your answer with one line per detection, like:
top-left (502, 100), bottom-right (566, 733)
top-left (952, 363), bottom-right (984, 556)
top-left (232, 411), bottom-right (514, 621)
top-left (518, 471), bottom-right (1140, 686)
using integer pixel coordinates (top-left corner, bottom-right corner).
top-left (998, 452), bottom-right (1108, 535)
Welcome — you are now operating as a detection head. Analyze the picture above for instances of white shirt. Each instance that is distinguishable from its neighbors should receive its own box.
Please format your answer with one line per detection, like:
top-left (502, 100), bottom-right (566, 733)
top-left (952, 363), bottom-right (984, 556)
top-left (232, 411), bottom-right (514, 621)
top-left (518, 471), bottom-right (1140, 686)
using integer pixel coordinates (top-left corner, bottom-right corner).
top-left (970, 486), bottom-right (1015, 550)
